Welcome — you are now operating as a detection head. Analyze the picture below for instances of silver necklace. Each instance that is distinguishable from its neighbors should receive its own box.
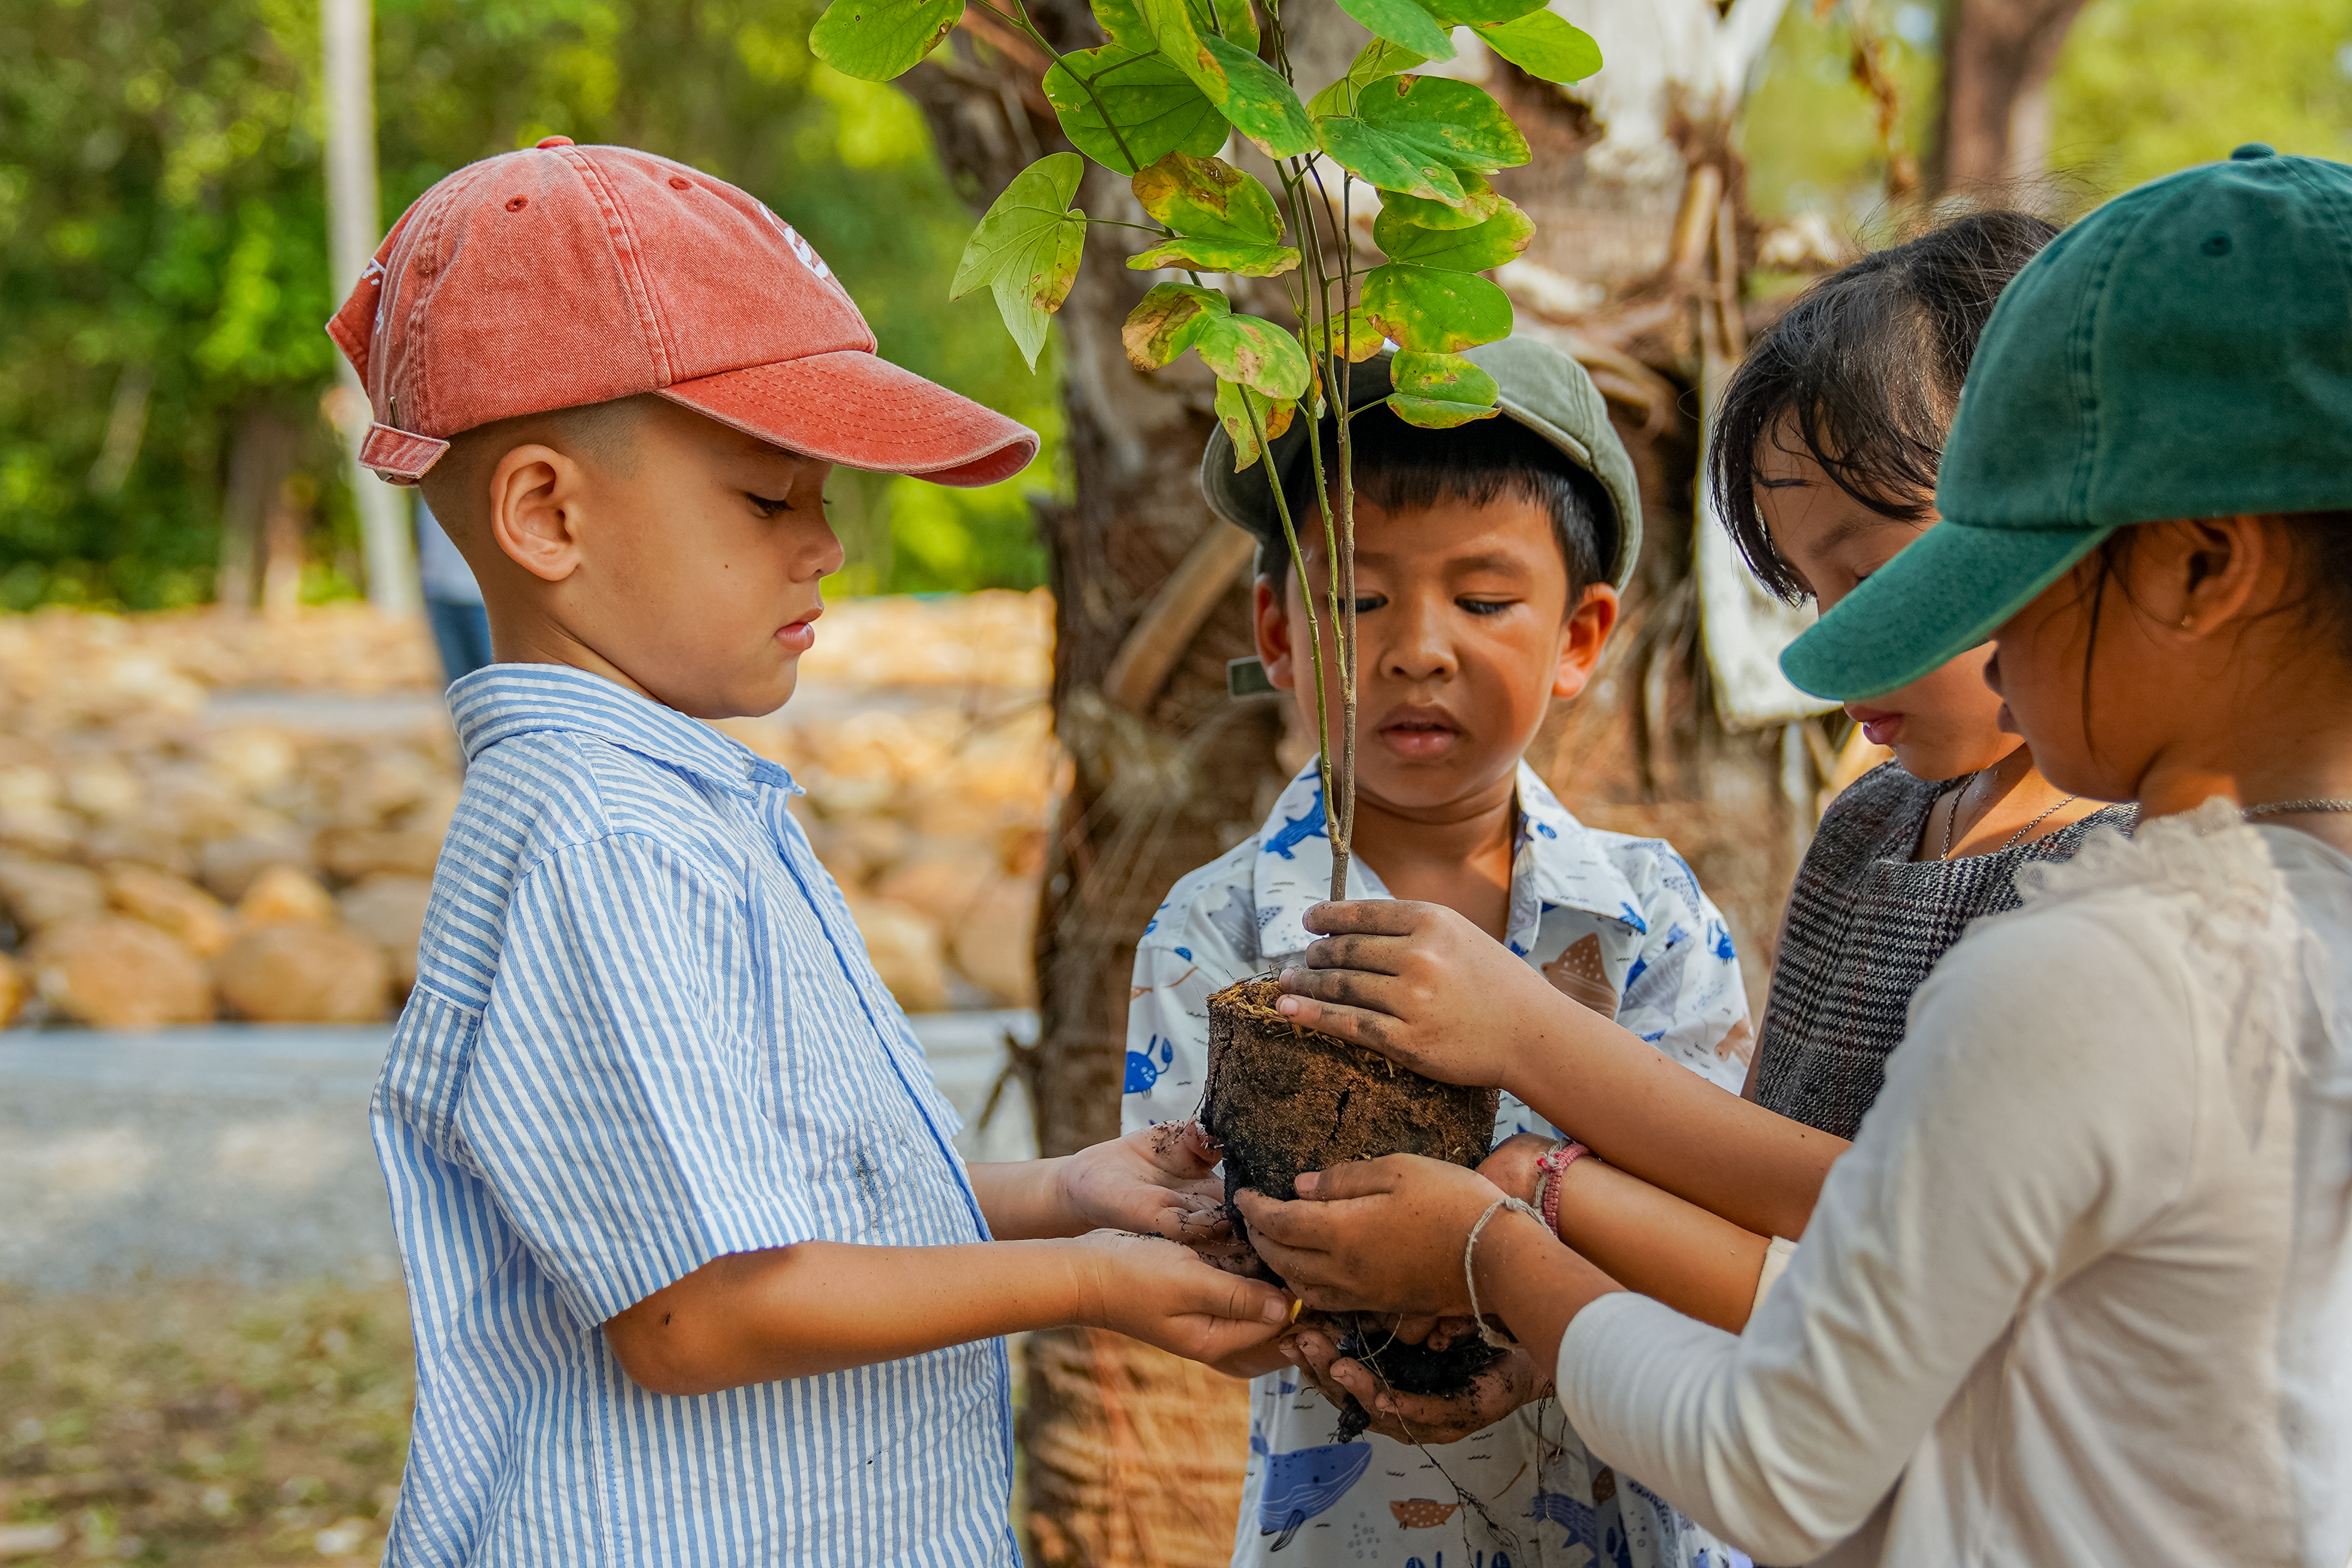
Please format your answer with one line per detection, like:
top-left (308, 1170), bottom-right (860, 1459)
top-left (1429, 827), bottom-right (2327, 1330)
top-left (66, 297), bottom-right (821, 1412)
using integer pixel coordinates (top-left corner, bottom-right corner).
top-left (1940, 768), bottom-right (2078, 860)
top-left (2243, 799), bottom-right (2352, 818)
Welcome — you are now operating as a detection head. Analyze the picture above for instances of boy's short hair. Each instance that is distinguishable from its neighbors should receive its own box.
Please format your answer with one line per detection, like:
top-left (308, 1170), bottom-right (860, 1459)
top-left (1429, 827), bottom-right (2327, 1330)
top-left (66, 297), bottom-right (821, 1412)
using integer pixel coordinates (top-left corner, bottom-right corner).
top-left (1708, 210), bottom-right (2059, 605)
top-left (1272, 402), bottom-right (1613, 601)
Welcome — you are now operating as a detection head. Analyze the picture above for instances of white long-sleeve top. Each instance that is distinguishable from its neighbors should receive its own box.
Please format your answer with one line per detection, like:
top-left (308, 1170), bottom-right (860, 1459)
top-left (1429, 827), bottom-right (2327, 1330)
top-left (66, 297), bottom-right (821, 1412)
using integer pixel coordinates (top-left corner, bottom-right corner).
top-left (1557, 801), bottom-right (2352, 1568)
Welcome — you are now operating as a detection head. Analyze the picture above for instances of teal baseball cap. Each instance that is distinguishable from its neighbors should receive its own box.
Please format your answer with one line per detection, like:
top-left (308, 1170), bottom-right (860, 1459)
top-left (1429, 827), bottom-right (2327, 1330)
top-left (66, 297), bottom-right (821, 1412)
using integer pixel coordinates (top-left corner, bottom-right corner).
top-left (1781, 143), bottom-right (2352, 700)
top-left (1199, 334), bottom-right (1645, 592)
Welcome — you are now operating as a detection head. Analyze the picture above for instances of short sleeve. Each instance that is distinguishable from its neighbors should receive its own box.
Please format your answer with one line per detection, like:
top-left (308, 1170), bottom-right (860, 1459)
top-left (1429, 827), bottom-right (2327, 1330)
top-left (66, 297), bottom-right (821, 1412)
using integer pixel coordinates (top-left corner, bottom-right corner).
top-left (1615, 851), bottom-right (1751, 1092)
top-left (458, 834), bottom-right (817, 1327)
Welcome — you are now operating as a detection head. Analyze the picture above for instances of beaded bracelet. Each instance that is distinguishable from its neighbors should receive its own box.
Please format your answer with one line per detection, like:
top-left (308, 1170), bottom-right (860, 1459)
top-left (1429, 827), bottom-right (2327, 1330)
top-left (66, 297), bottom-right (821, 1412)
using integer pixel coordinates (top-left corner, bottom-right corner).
top-left (1463, 1195), bottom-right (1546, 1348)
top-left (1532, 1138), bottom-right (1590, 1237)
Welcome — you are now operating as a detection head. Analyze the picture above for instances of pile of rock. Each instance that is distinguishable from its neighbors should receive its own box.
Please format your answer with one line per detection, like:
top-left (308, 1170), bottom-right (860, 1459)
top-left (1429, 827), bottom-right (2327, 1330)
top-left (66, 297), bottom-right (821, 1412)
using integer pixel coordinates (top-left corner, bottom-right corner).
top-left (0, 592), bottom-right (1059, 1025)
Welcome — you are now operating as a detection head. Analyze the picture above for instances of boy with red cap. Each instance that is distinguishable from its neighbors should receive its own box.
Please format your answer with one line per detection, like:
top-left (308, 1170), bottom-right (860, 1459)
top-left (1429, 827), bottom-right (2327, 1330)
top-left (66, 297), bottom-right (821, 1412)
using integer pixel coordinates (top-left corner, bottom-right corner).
top-left (339, 139), bottom-right (1288, 1567)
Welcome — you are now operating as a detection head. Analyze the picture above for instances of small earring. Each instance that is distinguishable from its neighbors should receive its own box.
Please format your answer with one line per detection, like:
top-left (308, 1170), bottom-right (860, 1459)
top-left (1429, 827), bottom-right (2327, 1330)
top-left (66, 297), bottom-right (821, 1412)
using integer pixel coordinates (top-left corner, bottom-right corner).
top-left (2179, 614), bottom-right (2195, 630)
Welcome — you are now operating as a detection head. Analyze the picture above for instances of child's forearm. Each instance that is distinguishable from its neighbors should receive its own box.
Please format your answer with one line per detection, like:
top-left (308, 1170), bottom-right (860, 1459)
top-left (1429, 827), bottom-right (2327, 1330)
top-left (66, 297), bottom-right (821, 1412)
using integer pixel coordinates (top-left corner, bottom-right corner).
top-left (966, 1158), bottom-right (1081, 1239)
top-left (607, 1239), bottom-right (1091, 1394)
top-left (1506, 1019), bottom-right (1846, 1244)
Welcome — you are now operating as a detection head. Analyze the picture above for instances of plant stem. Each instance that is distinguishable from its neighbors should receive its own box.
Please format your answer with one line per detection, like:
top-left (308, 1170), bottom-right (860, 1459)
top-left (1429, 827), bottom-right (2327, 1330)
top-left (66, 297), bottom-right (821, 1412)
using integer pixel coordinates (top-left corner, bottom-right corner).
top-left (1334, 172), bottom-right (1359, 900)
top-left (1244, 391), bottom-right (1334, 827)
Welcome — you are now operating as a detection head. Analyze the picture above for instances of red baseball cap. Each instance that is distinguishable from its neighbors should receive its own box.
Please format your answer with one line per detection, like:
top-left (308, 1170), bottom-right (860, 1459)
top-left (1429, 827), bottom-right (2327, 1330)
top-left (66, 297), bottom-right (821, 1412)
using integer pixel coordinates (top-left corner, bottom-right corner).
top-left (327, 138), bottom-right (1038, 488)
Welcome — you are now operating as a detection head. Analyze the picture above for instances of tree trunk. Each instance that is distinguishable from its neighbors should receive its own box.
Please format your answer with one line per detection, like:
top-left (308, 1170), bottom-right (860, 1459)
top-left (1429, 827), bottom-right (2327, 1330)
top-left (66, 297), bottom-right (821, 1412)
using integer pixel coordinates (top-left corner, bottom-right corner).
top-left (1931, 0), bottom-right (2093, 195)
top-left (219, 408), bottom-right (299, 616)
top-left (906, 23), bottom-right (1282, 1564)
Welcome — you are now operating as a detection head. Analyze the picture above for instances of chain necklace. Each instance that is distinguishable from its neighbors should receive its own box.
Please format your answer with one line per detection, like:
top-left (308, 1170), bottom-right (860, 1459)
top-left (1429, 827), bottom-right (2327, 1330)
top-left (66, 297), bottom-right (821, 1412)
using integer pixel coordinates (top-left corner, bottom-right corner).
top-left (2244, 799), bottom-right (2352, 818)
top-left (1939, 768), bottom-right (2080, 860)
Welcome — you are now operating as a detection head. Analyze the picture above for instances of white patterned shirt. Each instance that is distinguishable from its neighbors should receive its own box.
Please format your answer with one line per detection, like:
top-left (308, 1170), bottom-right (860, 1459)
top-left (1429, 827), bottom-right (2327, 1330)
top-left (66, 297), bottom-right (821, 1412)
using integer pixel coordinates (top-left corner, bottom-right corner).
top-left (373, 666), bottom-right (1016, 1567)
top-left (1122, 760), bottom-right (1753, 1568)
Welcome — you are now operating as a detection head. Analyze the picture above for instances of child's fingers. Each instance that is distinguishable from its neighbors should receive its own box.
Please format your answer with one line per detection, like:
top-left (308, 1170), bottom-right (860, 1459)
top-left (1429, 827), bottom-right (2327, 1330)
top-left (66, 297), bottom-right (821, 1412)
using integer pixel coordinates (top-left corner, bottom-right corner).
top-left (1296, 931), bottom-right (1413, 976)
top-left (1268, 985), bottom-right (1402, 1052)
top-left (1301, 899), bottom-right (1425, 936)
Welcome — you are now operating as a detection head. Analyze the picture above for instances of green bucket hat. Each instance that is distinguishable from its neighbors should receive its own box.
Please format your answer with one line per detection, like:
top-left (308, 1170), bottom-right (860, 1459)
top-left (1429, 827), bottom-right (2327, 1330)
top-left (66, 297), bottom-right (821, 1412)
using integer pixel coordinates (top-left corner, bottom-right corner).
top-left (1781, 143), bottom-right (2352, 701)
top-left (1198, 334), bottom-right (1644, 592)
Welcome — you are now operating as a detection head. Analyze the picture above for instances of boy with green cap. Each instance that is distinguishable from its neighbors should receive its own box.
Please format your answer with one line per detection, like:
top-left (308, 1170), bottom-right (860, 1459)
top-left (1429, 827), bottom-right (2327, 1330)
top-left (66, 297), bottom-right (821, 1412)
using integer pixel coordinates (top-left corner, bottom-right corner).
top-left (1123, 336), bottom-right (1757, 1568)
top-left (1232, 143), bottom-right (2352, 1568)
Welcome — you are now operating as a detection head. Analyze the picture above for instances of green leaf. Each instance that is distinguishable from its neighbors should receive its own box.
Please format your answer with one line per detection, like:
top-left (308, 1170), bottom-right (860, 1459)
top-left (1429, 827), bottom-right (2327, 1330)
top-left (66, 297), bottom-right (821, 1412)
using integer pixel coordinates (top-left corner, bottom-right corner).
top-left (1375, 170), bottom-right (1506, 230)
top-left (1202, 0), bottom-right (1260, 53)
top-left (1137, 0), bottom-right (1228, 101)
top-left (1329, 0), bottom-right (1454, 64)
top-left (1306, 38), bottom-right (1428, 120)
top-left (1123, 282), bottom-right (1232, 368)
top-left (1126, 152), bottom-right (1297, 273)
top-left (1043, 46), bottom-right (1227, 175)
top-left (1421, 0), bottom-right (1543, 24)
top-left (1215, 378), bottom-right (1297, 470)
top-left (1360, 262), bottom-right (1512, 352)
top-left (1196, 313), bottom-right (1312, 399)
top-left (1356, 74), bottom-right (1530, 173)
top-left (1373, 197), bottom-right (1533, 271)
top-left (1202, 34), bottom-right (1317, 157)
top-left (1315, 116), bottom-right (1466, 204)
top-left (951, 152), bottom-right (1089, 370)
top-left (1310, 305), bottom-right (1388, 363)
top-left (1386, 348), bottom-right (1502, 426)
top-left (1474, 10), bottom-right (1603, 83)
top-left (809, 0), bottom-right (963, 81)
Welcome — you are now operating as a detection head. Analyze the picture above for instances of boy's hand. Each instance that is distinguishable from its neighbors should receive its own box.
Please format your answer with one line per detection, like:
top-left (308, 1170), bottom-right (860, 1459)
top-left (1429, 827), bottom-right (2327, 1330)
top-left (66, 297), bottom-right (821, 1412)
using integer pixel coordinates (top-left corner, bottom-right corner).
top-left (1236, 1154), bottom-right (1505, 1318)
top-left (1067, 1230), bottom-right (1291, 1365)
top-left (1272, 901), bottom-right (1578, 1102)
top-left (1282, 1325), bottom-right (1546, 1446)
top-left (1057, 1123), bottom-right (1231, 1244)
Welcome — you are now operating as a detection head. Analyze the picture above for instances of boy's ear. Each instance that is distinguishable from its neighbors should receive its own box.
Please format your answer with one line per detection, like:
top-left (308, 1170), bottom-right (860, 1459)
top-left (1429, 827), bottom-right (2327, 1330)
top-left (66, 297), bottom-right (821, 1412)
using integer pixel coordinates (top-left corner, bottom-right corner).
top-left (487, 444), bottom-right (588, 583)
top-left (1552, 583), bottom-right (1620, 700)
top-left (1251, 574), bottom-right (1298, 691)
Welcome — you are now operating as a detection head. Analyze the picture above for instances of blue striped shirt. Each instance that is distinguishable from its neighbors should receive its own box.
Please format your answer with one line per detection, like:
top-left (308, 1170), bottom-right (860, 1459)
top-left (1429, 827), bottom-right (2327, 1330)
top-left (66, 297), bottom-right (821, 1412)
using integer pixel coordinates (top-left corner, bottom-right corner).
top-left (373, 665), bottom-right (1016, 1567)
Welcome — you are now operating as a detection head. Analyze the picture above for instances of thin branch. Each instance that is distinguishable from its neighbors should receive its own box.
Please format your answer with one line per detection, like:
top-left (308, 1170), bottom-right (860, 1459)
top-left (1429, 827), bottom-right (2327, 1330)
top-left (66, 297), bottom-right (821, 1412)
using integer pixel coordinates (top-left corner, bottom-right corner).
top-left (1245, 390), bottom-right (1336, 824)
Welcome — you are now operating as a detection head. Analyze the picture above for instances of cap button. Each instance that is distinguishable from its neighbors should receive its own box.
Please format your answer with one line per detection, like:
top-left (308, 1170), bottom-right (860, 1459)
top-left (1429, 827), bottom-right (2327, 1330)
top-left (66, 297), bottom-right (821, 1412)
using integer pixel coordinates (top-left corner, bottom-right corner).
top-left (536, 135), bottom-right (575, 149)
top-left (2231, 142), bottom-right (2276, 161)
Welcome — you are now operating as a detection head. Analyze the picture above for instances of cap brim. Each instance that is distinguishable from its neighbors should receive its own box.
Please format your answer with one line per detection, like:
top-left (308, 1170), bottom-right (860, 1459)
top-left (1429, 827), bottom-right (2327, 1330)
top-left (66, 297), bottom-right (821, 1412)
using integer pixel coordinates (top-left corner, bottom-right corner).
top-left (664, 350), bottom-right (1038, 487)
top-left (1780, 519), bottom-right (2114, 700)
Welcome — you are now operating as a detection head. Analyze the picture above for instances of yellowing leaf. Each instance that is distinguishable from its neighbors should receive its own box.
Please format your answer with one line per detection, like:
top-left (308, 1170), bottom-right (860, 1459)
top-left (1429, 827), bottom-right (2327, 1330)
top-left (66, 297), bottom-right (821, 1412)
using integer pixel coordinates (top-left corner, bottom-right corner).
top-left (1310, 305), bottom-right (1388, 363)
top-left (1126, 151), bottom-right (1298, 273)
top-left (1375, 170), bottom-right (1506, 231)
top-left (1373, 198), bottom-right (1533, 271)
top-left (1215, 378), bottom-right (1297, 470)
top-left (1202, 35), bottom-right (1318, 158)
top-left (809, 0), bottom-right (963, 81)
top-left (1360, 262), bottom-right (1512, 353)
top-left (1387, 348), bottom-right (1501, 426)
top-left (1123, 281), bottom-right (1232, 368)
top-left (1306, 38), bottom-right (1428, 120)
top-left (951, 152), bottom-right (1088, 370)
top-left (1356, 75), bottom-right (1530, 173)
top-left (1196, 313), bottom-right (1312, 400)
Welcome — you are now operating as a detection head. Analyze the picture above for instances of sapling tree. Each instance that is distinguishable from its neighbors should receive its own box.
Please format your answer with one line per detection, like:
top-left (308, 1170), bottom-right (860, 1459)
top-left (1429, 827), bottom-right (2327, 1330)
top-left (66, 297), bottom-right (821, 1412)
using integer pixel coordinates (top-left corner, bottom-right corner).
top-left (808, 0), bottom-right (1600, 901)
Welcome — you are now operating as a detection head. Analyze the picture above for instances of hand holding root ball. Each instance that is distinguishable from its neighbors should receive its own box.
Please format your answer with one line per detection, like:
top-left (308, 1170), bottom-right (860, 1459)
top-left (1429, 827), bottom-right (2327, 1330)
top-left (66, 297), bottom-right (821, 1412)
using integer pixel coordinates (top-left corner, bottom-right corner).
top-left (1282, 1320), bottom-right (1548, 1446)
top-left (1056, 1121), bottom-right (1233, 1245)
top-left (1237, 1154), bottom-right (1508, 1318)
top-left (1272, 900), bottom-right (1581, 1103)
top-left (1066, 1230), bottom-right (1296, 1365)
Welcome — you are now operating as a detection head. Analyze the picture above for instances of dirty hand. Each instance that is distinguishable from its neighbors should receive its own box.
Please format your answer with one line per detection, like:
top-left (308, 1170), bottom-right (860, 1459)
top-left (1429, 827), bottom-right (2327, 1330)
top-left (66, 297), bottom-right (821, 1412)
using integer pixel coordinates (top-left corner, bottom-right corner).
top-left (1273, 901), bottom-right (1582, 1101)
top-left (1068, 1230), bottom-right (1291, 1364)
top-left (1236, 1154), bottom-right (1503, 1318)
top-left (1058, 1123), bottom-right (1230, 1244)
top-left (1283, 1324), bottom-right (1546, 1446)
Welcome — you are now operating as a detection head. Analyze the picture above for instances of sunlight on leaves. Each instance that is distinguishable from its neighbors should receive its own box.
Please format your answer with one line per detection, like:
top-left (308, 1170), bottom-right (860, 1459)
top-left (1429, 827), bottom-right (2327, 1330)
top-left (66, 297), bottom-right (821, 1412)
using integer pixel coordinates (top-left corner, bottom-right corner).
top-left (1043, 47), bottom-right (1227, 174)
top-left (1386, 347), bottom-right (1500, 425)
top-left (950, 152), bottom-right (1088, 369)
top-left (1360, 262), bottom-right (1512, 351)
top-left (808, 0), bottom-right (963, 83)
top-left (1128, 152), bottom-right (1300, 274)
top-left (1373, 195), bottom-right (1532, 270)
top-left (1473, 10), bottom-right (1601, 84)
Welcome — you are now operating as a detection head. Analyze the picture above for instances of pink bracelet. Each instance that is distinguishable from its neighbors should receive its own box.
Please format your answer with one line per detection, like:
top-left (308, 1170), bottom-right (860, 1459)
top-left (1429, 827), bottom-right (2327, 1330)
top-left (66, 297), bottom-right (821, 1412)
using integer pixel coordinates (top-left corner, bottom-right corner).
top-left (1533, 1140), bottom-right (1589, 1236)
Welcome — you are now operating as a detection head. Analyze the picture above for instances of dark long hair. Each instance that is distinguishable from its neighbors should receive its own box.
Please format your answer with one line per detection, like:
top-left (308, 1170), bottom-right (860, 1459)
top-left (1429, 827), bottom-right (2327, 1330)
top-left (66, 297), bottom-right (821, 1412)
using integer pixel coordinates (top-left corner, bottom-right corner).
top-left (1709, 210), bottom-right (2060, 604)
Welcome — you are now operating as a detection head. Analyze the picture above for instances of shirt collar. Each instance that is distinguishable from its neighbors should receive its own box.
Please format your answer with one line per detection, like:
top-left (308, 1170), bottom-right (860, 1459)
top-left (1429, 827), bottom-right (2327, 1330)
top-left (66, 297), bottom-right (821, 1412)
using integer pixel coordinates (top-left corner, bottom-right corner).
top-left (448, 664), bottom-right (800, 799)
top-left (1250, 758), bottom-right (1645, 959)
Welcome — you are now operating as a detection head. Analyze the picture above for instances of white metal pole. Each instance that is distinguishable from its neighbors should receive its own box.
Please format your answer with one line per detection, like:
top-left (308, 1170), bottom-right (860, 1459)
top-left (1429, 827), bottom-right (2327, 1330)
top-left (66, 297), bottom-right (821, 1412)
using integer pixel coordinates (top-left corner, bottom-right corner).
top-left (323, 0), bottom-right (420, 614)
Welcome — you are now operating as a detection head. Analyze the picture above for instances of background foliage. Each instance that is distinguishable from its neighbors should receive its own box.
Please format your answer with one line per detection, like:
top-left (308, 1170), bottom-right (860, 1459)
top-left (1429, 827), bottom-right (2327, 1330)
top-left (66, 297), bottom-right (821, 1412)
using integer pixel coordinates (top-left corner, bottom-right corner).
top-left (0, 0), bottom-right (1058, 610)
top-left (8, 0), bottom-right (2352, 608)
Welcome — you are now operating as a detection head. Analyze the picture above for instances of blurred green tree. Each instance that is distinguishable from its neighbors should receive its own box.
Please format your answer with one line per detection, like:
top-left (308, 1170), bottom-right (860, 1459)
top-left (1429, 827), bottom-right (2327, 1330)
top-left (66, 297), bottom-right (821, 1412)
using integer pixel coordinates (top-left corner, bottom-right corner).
top-left (0, 0), bottom-right (1056, 608)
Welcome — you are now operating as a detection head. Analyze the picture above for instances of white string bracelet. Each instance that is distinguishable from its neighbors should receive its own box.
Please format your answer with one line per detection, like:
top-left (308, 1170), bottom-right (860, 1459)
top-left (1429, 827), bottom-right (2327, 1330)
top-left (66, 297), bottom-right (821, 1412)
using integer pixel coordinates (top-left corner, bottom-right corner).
top-left (1463, 1195), bottom-right (1546, 1348)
